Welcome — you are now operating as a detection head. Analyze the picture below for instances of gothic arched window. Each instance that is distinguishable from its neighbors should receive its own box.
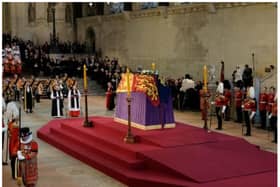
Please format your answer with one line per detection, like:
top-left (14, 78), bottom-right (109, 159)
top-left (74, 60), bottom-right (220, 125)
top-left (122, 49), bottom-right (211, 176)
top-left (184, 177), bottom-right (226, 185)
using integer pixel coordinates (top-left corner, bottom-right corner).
top-left (28, 3), bottom-right (36, 23)
top-left (141, 2), bottom-right (158, 9)
top-left (110, 3), bottom-right (124, 14)
top-left (65, 4), bottom-right (72, 23)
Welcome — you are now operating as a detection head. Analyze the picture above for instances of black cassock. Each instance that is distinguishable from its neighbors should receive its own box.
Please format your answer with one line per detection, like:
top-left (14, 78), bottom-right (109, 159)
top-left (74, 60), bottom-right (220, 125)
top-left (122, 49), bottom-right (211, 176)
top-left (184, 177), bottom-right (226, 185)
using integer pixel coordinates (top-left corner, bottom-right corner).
top-left (24, 86), bottom-right (33, 112)
top-left (51, 90), bottom-right (64, 117)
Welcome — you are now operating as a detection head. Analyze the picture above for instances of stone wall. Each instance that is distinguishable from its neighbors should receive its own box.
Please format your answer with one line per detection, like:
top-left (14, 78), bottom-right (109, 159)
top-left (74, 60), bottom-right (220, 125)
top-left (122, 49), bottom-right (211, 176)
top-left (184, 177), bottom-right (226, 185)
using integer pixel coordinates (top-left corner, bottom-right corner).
top-left (77, 3), bottom-right (277, 81)
top-left (8, 3), bottom-right (74, 45)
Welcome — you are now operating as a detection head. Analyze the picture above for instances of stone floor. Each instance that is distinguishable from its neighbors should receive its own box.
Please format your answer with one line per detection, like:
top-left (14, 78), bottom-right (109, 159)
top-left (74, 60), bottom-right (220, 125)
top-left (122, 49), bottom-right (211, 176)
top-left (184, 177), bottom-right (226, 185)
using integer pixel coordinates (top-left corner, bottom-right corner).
top-left (2, 94), bottom-right (277, 187)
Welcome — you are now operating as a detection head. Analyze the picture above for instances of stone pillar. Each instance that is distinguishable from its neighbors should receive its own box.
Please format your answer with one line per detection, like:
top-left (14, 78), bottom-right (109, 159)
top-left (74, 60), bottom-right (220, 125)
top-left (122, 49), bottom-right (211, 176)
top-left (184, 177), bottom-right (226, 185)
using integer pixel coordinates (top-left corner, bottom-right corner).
top-left (82, 3), bottom-right (88, 17)
top-left (3, 3), bottom-right (11, 33)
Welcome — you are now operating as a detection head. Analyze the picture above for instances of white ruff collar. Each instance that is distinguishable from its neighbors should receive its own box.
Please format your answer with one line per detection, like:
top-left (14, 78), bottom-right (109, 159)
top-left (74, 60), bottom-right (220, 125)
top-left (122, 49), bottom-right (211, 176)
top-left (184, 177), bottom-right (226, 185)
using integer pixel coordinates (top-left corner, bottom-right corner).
top-left (21, 133), bottom-right (32, 144)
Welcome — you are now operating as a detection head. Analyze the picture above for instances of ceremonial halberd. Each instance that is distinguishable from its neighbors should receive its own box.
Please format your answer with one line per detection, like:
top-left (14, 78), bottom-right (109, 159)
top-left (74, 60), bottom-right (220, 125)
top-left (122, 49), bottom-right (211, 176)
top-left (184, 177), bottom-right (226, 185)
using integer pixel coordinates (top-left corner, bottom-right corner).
top-left (114, 73), bottom-right (175, 130)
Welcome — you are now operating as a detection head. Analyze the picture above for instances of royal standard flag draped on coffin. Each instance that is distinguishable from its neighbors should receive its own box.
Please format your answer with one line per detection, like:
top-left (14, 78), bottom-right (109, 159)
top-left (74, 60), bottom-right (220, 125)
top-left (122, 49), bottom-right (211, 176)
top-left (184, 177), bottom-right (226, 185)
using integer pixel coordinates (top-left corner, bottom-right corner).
top-left (117, 73), bottom-right (160, 106)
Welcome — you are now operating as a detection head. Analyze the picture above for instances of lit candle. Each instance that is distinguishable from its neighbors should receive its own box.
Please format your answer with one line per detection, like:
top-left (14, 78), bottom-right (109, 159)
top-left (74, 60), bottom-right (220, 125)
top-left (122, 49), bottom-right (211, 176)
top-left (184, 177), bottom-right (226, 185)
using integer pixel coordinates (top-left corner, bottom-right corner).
top-left (151, 63), bottom-right (156, 72)
top-left (126, 68), bottom-right (131, 97)
top-left (84, 64), bottom-right (87, 90)
top-left (203, 65), bottom-right (207, 91)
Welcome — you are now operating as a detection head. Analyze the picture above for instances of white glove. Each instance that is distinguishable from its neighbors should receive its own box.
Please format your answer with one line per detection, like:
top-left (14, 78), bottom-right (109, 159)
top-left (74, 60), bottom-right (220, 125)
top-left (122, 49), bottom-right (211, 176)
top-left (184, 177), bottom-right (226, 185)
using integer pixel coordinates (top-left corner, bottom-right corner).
top-left (250, 111), bottom-right (256, 120)
top-left (241, 105), bottom-right (244, 109)
top-left (2, 127), bottom-right (7, 132)
top-left (211, 101), bottom-right (215, 105)
top-left (222, 106), bottom-right (226, 113)
top-left (268, 113), bottom-right (273, 119)
top-left (17, 151), bottom-right (25, 161)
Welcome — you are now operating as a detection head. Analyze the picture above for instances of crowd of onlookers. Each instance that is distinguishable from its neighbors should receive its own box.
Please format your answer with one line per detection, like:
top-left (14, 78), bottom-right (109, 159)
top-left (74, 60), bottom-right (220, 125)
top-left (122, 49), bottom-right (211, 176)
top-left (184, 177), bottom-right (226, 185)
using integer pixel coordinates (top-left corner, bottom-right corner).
top-left (2, 33), bottom-right (89, 77)
top-left (2, 33), bottom-right (273, 116)
top-left (164, 63), bottom-right (256, 113)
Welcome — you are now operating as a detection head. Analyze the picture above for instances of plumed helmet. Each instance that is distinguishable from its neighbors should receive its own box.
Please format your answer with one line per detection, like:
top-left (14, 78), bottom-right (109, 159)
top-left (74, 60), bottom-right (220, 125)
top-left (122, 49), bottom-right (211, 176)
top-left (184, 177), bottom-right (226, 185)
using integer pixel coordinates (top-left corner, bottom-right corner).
top-left (248, 86), bottom-right (255, 99)
top-left (216, 82), bottom-right (224, 94)
top-left (20, 127), bottom-right (33, 144)
top-left (20, 127), bottom-right (32, 138)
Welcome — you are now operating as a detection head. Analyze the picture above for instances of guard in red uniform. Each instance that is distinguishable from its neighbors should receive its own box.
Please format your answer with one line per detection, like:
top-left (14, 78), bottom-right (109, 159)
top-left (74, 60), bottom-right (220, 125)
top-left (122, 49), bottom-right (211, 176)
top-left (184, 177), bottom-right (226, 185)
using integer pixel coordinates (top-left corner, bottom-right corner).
top-left (243, 86), bottom-right (256, 136)
top-left (234, 84), bottom-right (243, 123)
top-left (17, 127), bottom-right (38, 187)
top-left (270, 95), bottom-right (277, 143)
top-left (215, 82), bottom-right (226, 130)
top-left (6, 102), bottom-right (19, 179)
top-left (259, 87), bottom-right (268, 129)
top-left (266, 87), bottom-right (276, 129)
top-left (224, 86), bottom-right (232, 121)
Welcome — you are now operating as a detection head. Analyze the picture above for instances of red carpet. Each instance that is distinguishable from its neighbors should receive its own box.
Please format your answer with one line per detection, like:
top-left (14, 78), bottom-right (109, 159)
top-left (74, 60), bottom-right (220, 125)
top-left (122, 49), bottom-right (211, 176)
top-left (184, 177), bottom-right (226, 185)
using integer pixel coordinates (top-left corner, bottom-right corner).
top-left (37, 116), bottom-right (277, 187)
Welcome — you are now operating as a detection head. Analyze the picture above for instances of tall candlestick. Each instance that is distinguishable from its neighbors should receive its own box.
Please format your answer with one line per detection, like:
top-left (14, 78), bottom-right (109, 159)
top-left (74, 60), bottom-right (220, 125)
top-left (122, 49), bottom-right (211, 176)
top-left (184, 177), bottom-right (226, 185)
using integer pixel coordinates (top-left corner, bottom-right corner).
top-left (126, 68), bottom-right (131, 97)
top-left (152, 63), bottom-right (156, 72)
top-left (83, 64), bottom-right (87, 90)
top-left (203, 65), bottom-right (207, 91)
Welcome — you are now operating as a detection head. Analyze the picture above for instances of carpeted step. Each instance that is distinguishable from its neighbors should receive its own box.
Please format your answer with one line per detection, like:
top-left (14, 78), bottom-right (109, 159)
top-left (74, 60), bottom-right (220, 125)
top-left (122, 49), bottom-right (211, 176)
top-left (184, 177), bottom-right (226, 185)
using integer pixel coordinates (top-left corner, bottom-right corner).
top-left (60, 123), bottom-right (135, 157)
top-left (37, 117), bottom-right (277, 187)
top-left (38, 130), bottom-right (196, 187)
top-left (60, 122), bottom-right (159, 157)
top-left (138, 139), bottom-right (277, 183)
top-left (49, 126), bottom-right (144, 169)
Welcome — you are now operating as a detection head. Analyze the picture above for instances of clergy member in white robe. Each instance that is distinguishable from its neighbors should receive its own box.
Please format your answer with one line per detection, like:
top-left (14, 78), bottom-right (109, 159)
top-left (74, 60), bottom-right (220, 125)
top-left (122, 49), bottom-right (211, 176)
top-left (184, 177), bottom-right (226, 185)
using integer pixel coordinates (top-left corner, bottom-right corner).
top-left (68, 85), bottom-right (81, 117)
top-left (51, 84), bottom-right (64, 117)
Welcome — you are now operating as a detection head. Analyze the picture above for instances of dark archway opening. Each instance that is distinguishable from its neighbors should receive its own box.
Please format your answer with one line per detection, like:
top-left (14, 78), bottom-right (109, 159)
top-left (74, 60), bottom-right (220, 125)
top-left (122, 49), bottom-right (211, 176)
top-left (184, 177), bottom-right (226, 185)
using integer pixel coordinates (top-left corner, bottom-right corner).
top-left (85, 27), bottom-right (96, 54)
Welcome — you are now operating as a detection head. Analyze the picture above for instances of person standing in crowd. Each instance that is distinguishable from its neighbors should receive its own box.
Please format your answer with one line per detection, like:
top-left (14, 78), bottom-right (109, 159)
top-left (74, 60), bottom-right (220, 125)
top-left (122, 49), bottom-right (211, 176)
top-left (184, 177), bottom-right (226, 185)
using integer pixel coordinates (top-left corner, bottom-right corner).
top-left (11, 74), bottom-right (20, 101)
top-left (242, 85), bottom-right (256, 136)
top-left (17, 127), bottom-right (39, 187)
top-left (106, 82), bottom-right (115, 111)
top-left (242, 64), bottom-right (253, 88)
top-left (51, 84), bottom-right (64, 117)
top-left (35, 81), bottom-right (43, 103)
top-left (270, 94), bottom-right (277, 143)
top-left (215, 82), bottom-right (226, 130)
top-left (68, 85), bottom-right (81, 117)
top-left (179, 74), bottom-right (195, 110)
top-left (232, 65), bottom-right (243, 84)
top-left (259, 87), bottom-right (268, 129)
top-left (223, 80), bottom-right (232, 121)
top-left (4, 82), bottom-right (15, 103)
top-left (6, 102), bottom-right (19, 179)
top-left (234, 81), bottom-right (243, 123)
top-left (23, 81), bottom-right (33, 113)
top-left (266, 86), bottom-right (276, 129)
top-left (2, 99), bottom-right (7, 164)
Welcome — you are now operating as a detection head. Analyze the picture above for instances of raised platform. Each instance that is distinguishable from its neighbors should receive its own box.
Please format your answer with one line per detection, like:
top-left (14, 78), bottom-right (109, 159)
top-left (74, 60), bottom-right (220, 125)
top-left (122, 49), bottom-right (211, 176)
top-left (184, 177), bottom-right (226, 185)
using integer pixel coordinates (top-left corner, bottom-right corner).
top-left (37, 116), bottom-right (277, 187)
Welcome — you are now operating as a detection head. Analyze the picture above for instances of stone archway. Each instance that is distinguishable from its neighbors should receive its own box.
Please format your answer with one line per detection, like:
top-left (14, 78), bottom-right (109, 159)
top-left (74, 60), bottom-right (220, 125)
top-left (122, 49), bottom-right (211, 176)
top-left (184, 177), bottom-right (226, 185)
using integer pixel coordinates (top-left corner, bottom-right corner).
top-left (85, 27), bottom-right (96, 54)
